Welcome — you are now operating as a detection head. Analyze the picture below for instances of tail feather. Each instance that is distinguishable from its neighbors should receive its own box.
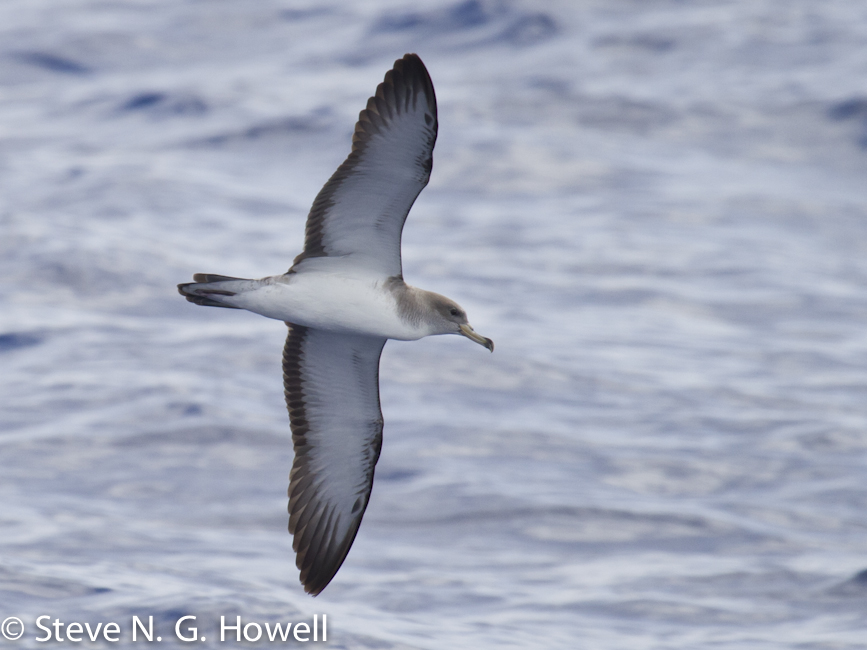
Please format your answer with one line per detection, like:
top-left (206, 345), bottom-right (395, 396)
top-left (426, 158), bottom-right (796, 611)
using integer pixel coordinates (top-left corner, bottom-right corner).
top-left (193, 273), bottom-right (244, 283)
top-left (178, 273), bottom-right (251, 309)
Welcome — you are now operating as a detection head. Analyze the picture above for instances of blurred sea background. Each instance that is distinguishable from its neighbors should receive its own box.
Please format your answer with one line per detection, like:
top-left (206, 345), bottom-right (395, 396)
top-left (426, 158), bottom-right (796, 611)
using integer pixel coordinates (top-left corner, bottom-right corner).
top-left (2, 1), bottom-right (867, 648)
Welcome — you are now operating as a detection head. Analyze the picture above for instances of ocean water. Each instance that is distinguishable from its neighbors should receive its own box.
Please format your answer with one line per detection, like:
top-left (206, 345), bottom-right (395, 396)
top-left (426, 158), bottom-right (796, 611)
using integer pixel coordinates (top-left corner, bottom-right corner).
top-left (2, 1), bottom-right (867, 648)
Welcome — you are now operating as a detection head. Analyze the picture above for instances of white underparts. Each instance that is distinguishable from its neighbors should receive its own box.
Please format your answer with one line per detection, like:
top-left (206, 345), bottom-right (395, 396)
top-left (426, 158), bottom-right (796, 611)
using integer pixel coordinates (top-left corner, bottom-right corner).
top-left (226, 272), bottom-right (434, 341)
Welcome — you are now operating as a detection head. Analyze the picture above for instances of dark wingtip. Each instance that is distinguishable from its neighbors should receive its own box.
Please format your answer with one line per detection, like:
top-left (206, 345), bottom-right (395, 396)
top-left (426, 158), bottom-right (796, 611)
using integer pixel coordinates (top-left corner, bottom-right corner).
top-left (394, 53), bottom-right (436, 116)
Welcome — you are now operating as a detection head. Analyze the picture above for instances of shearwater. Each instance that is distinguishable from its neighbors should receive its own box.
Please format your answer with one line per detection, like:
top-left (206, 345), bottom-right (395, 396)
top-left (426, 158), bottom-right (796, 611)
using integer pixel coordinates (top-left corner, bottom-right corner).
top-left (178, 54), bottom-right (493, 595)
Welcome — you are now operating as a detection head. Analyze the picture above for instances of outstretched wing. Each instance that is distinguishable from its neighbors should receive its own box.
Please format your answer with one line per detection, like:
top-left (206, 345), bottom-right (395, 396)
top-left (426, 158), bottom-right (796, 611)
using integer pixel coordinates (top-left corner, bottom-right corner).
top-left (290, 53), bottom-right (438, 279)
top-left (282, 324), bottom-right (387, 595)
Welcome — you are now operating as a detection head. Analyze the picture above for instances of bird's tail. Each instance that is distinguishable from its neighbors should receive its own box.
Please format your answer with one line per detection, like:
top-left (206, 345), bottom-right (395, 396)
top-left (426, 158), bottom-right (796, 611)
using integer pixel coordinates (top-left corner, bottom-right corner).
top-left (177, 273), bottom-right (252, 309)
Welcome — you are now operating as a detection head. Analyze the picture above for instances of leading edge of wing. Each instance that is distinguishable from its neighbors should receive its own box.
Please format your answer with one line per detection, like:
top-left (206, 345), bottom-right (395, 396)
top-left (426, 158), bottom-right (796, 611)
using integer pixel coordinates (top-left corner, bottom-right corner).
top-left (282, 323), bottom-right (387, 595)
top-left (291, 53), bottom-right (438, 277)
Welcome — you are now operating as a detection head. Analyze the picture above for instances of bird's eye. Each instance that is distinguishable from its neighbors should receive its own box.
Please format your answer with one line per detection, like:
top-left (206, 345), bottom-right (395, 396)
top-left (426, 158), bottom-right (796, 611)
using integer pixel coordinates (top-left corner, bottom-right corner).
top-left (449, 308), bottom-right (459, 317)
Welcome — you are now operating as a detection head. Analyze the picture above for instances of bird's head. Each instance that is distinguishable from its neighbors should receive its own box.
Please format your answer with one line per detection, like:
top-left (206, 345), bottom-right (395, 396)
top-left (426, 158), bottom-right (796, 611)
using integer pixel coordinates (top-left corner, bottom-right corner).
top-left (426, 293), bottom-right (494, 352)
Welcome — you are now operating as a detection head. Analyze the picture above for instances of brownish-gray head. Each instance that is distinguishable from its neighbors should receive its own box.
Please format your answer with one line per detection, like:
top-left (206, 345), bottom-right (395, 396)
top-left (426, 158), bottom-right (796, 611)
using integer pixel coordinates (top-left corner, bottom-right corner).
top-left (422, 292), bottom-right (494, 351)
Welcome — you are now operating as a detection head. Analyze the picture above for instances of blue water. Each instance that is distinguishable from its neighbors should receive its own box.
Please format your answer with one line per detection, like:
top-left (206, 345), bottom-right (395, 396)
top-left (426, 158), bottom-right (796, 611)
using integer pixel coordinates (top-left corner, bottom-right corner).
top-left (2, 1), bottom-right (867, 648)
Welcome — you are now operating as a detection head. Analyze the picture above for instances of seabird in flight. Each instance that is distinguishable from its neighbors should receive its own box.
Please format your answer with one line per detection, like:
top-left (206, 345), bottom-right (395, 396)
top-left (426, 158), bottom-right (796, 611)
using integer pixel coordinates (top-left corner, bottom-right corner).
top-left (178, 53), bottom-right (493, 595)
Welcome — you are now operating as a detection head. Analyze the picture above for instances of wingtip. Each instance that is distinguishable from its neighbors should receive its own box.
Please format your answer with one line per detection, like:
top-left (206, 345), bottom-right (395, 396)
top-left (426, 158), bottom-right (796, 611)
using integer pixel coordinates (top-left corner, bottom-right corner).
top-left (399, 52), bottom-right (422, 65)
top-left (303, 582), bottom-right (325, 597)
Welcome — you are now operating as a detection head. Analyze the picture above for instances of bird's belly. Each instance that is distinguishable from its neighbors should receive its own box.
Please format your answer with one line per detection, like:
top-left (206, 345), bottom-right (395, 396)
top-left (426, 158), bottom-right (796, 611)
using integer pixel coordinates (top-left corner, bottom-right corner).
top-left (234, 274), bottom-right (421, 340)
